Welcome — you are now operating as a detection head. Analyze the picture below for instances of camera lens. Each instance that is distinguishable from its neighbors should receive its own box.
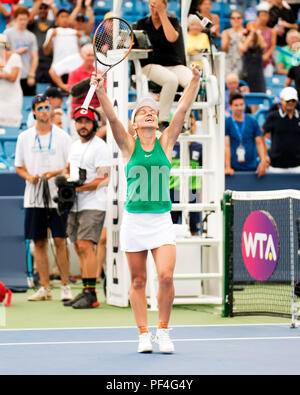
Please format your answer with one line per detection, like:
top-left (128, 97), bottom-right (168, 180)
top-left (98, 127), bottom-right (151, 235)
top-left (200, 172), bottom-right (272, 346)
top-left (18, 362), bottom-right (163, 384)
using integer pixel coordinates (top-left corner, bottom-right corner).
top-left (61, 187), bottom-right (75, 200)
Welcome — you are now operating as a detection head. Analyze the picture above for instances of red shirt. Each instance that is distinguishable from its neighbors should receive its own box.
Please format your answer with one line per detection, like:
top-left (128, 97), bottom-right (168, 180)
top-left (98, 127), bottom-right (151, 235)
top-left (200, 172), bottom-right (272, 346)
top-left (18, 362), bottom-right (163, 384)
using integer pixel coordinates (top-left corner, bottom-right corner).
top-left (67, 64), bottom-right (102, 118)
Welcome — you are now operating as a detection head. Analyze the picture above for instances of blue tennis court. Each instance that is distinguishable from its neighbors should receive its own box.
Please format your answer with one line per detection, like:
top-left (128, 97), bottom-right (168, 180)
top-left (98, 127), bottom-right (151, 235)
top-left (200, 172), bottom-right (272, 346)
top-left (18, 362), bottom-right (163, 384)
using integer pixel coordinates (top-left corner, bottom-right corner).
top-left (1, 324), bottom-right (300, 375)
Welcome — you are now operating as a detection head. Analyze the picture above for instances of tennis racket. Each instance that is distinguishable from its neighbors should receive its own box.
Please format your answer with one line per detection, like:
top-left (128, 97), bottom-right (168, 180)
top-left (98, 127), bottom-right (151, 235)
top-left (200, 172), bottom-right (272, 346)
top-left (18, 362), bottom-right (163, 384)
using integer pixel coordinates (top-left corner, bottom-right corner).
top-left (82, 17), bottom-right (134, 109)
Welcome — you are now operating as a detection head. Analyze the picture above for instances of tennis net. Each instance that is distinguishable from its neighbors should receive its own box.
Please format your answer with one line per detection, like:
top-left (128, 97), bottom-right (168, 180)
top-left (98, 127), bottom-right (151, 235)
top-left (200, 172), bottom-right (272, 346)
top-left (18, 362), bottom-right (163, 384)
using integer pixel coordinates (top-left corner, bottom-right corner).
top-left (223, 190), bottom-right (300, 327)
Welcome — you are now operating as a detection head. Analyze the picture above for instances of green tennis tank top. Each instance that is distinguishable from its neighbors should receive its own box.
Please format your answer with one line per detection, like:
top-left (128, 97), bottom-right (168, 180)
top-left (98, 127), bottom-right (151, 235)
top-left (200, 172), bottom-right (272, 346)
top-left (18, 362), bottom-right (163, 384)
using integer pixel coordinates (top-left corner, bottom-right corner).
top-left (125, 137), bottom-right (172, 213)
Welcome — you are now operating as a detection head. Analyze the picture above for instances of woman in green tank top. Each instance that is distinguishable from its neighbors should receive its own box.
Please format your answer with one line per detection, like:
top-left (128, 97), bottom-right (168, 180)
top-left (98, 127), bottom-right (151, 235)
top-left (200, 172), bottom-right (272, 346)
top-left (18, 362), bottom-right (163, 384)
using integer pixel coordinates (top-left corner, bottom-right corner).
top-left (92, 63), bottom-right (202, 354)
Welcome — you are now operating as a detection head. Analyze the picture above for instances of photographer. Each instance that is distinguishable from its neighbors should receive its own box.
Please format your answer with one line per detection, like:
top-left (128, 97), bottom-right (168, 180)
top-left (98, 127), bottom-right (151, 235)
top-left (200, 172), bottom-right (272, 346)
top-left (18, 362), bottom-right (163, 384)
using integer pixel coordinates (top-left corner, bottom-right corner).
top-left (62, 106), bottom-right (111, 309)
top-left (14, 94), bottom-right (73, 302)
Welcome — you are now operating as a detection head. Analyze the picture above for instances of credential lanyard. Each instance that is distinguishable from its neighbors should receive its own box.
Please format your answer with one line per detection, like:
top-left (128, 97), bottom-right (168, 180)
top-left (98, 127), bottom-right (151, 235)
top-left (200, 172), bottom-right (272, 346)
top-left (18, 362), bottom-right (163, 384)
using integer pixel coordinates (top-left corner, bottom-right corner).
top-left (232, 117), bottom-right (246, 144)
top-left (35, 126), bottom-right (53, 152)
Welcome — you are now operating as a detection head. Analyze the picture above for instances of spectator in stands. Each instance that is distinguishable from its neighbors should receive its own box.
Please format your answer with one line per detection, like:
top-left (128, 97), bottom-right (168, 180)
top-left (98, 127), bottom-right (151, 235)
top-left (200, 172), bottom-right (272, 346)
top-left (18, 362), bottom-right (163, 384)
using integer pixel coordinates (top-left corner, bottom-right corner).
top-left (170, 112), bottom-right (202, 235)
top-left (43, 8), bottom-right (80, 86)
top-left (69, 0), bottom-right (94, 45)
top-left (186, 14), bottom-right (210, 56)
top-left (48, 49), bottom-right (83, 93)
top-left (225, 72), bottom-right (250, 116)
top-left (0, 2), bottom-right (11, 33)
top-left (4, 6), bottom-right (38, 96)
top-left (267, 0), bottom-right (298, 47)
top-left (50, 107), bottom-right (64, 128)
top-left (0, 33), bottom-right (22, 127)
top-left (63, 106), bottom-right (111, 309)
top-left (262, 86), bottom-right (300, 173)
top-left (195, 0), bottom-right (220, 39)
top-left (225, 92), bottom-right (269, 177)
top-left (285, 60), bottom-right (300, 100)
top-left (239, 22), bottom-right (267, 96)
top-left (133, 0), bottom-right (194, 131)
top-left (254, 2), bottom-right (277, 77)
top-left (67, 43), bottom-right (104, 140)
top-left (275, 29), bottom-right (300, 75)
top-left (221, 10), bottom-right (245, 77)
top-left (27, 86), bottom-right (68, 131)
top-left (15, 93), bottom-right (73, 302)
top-left (28, 0), bottom-right (56, 84)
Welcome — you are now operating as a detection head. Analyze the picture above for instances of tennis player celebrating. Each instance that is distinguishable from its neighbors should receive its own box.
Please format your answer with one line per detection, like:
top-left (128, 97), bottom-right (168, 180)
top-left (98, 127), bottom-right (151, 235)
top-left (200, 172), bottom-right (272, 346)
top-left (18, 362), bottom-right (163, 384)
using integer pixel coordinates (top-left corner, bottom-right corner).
top-left (92, 63), bottom-right (201, 353)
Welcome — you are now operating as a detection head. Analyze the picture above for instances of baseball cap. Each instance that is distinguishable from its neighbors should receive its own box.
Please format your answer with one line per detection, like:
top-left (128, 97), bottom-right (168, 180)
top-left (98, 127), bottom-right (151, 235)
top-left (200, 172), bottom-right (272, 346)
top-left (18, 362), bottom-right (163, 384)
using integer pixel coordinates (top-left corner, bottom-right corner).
top-left (73, 107), bottom-right (95, 121)
top-left (45, 86), bottom-right (63, 99)
top-left (32, 93), bottom-right (49, 110)
top-left (131, 96), bottom-right (159, 123)
top-left (188, 14), bottom-right (201, 25)
top-left (280, 87), bottom-right (298, 101)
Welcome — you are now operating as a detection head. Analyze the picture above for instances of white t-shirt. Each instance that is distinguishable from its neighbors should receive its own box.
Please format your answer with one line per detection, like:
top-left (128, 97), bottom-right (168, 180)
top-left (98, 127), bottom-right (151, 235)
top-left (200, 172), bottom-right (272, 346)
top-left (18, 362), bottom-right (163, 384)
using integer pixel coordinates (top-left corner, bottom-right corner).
top-left (0, 53), bottom-right (23, 127)
top-left (43, 27), bottom-right (79, 67)
top-left (4, 27), bottom-right (38, 79)
top-left (68, 136), bottom-right (111, 212)
top-left (14, 125), bottom-right (72, 208)
top-left (52, 53), bottom-right (83, 76)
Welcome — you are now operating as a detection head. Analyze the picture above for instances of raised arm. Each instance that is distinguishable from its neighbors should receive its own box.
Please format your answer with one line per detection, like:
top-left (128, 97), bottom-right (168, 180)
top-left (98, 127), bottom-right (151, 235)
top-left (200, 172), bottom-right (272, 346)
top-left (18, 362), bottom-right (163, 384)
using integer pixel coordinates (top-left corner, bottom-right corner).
top-left (160, 63), bottom-right (202, 155)
top-left (91, 74), bottom-right (135, 160)
top-left (154, 0), bottom-right (179, 43)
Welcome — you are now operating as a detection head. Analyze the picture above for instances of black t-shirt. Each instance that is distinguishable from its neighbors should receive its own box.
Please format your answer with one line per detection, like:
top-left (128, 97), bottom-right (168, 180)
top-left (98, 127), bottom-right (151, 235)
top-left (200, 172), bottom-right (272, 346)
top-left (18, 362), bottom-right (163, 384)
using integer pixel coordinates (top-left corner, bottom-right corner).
top-left (267, 5), bottom-right (297, 47)
top-left (287, 65), bottom-right (300, 99)
top-left (28, 19), bottom-right (54, 60)
top-left (262, 108), bottom-right (300, 168)
top-left (133, 13), bottom-right (186, 67)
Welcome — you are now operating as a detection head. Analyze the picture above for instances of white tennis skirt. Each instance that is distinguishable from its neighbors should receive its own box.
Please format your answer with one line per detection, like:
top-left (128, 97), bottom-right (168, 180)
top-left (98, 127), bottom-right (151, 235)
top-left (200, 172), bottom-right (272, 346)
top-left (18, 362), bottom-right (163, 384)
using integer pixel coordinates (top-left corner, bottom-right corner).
top-left (120, 210), bottom-right (176, 252)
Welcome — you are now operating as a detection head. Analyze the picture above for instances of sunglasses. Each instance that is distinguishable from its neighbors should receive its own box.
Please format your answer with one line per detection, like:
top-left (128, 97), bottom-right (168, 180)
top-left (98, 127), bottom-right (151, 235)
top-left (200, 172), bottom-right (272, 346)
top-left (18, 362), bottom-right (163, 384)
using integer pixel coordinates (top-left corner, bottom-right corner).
top-left (36, 105), bottom-right (51, 112)
top-left (231, 16), bottom-right (242, 20)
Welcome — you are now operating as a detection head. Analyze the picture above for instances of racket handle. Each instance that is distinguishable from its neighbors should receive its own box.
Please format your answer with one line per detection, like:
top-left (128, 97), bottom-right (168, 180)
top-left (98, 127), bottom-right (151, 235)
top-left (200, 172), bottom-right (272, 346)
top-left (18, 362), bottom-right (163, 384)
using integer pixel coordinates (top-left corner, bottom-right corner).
top-left (82, 84), bottom-right (97, 110)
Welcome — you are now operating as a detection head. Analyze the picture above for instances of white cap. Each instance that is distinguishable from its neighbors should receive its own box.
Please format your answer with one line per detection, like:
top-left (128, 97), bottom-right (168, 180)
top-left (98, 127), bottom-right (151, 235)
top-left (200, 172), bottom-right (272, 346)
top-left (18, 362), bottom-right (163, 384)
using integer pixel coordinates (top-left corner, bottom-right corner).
top-left (131, 96), bottom-right (159, 123)
top-left (280, 87), bottom-right (298, 101)
top-left (188, 14), bottom-right (201, 25)
top-left (256, 1), bottom-right (271, 12)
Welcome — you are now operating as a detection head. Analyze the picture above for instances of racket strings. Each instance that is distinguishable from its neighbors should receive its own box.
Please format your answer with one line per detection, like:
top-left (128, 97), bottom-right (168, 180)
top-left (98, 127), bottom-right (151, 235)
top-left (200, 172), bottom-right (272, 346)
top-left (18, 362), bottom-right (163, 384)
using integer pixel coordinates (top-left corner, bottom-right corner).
top-left (94, 18), bottom-right (133, 66)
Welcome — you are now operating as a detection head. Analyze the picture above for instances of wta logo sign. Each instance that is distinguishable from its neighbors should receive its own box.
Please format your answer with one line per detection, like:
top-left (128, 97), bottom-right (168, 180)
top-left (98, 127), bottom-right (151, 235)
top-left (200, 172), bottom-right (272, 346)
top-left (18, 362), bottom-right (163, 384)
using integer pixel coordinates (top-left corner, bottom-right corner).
top-left (241, 211), bottom-right (280, 281)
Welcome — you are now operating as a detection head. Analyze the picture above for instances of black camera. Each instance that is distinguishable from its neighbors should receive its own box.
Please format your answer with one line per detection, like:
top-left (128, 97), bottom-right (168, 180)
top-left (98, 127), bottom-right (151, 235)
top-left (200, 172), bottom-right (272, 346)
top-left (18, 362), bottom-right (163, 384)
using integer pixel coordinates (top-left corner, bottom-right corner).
top-left (53, 168), bottom-right (87, 215)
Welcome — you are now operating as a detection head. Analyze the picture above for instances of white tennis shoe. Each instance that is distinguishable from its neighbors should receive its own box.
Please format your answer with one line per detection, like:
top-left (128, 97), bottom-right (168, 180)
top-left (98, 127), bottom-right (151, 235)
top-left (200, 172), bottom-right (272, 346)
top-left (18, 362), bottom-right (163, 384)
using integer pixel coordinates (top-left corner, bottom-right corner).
top-left (61, 285), bottom-right (73, 301)
top-left (137, 332), bottom-right (153, 353)
top-left (155, 328), bottom-right (175, 354)
top-left (27, 286), bottom-right (52, 301)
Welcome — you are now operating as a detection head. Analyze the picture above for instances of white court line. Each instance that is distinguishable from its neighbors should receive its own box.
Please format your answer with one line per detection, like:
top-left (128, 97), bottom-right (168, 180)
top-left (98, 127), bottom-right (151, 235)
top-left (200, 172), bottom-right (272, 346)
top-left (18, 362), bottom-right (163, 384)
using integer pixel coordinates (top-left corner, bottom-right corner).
top-left (0, 323), bottom-right (292, 332)
top-left (1, 336), bottom-right (300, 347)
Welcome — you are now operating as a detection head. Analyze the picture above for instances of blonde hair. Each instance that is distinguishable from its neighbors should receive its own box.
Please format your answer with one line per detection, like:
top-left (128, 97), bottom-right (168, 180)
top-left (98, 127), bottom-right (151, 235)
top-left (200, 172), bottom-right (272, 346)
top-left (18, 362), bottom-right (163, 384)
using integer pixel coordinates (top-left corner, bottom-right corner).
top-left (50, 108), bottom-right (63, 121)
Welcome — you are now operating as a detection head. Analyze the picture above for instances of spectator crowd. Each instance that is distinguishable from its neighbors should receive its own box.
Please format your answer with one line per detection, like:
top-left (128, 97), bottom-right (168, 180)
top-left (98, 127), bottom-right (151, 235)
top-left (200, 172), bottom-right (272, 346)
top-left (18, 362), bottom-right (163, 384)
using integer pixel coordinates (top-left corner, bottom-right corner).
top-left (0, 0), bottom-right (300, 306)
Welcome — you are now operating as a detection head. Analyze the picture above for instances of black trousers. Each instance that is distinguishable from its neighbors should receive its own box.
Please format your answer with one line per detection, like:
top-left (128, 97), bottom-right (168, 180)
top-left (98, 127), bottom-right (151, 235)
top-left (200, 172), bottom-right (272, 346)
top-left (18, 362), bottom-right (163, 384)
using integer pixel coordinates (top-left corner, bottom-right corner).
top-left (21, 78), bottom-right (36, 96)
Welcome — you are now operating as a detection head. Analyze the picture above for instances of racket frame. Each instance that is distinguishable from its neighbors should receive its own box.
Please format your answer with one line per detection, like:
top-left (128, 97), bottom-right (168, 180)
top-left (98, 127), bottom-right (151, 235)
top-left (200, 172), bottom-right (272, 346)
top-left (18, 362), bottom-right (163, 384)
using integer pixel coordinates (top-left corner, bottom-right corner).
top-left (82, 17), bottom-right (134, 110)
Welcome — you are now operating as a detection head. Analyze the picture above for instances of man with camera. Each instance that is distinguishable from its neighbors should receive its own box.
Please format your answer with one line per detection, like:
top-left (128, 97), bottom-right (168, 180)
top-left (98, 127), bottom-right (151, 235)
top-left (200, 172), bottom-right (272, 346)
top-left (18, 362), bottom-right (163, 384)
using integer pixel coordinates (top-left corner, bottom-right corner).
top-left (14, 93), bottom-right (73, 302)
top-left (62, 106), bottom-right (111, 309)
